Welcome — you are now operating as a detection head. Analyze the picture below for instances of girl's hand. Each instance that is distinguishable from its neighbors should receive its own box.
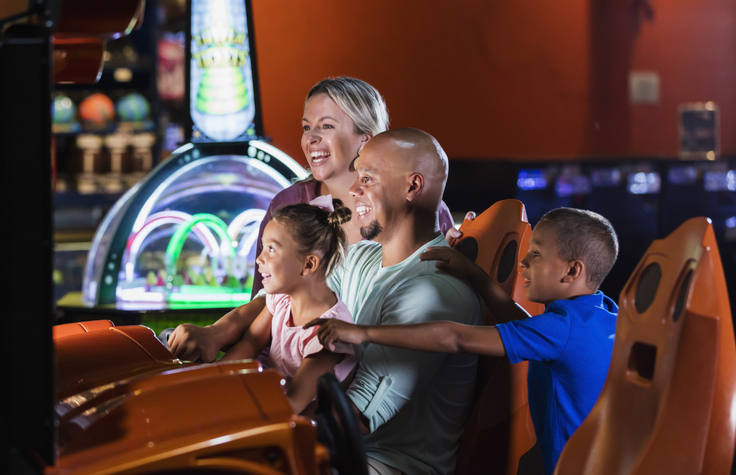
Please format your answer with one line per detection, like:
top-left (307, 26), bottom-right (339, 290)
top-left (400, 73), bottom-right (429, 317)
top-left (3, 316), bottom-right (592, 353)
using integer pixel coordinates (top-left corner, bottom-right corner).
top-left (304, 318), bottom-right (367, 349)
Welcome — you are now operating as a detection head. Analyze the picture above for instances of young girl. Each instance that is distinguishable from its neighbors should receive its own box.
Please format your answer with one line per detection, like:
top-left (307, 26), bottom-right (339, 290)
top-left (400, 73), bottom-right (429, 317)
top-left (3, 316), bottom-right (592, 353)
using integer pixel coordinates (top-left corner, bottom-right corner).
top-left (219, 198), bottom-right (358, 414)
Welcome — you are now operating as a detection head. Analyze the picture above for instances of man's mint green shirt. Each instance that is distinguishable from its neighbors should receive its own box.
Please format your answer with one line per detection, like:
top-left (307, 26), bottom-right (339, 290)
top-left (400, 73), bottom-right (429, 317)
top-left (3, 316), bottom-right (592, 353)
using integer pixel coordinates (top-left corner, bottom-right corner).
top-left (328, 233), bottom-right (484, 475)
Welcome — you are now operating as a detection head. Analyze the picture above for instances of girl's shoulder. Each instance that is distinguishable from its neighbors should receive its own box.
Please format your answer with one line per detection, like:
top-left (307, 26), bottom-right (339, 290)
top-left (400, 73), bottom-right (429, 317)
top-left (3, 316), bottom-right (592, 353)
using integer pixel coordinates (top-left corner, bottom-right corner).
top-left (321, 295), bottom-right (354, 324)
top-left (266, 293), bottom-right (291, 314)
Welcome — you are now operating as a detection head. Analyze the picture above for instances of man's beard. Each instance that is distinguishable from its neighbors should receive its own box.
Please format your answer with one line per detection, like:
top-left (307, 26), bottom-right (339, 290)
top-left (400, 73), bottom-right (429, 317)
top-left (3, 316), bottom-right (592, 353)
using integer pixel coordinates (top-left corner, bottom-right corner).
top-left (360, 220), bottom-right (383, 240)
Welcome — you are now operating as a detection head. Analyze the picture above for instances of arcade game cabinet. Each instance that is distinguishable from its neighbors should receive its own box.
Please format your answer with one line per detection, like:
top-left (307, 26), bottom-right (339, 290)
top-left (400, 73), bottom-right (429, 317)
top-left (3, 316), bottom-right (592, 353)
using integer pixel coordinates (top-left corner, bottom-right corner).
top-left (58, 0), bottom-right (307, 328)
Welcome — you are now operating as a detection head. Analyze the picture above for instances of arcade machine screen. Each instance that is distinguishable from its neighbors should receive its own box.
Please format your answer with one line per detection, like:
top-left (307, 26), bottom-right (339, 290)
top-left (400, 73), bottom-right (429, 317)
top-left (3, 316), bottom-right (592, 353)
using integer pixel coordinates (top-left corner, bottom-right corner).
top-left (189, 0), bottom-right (259, 144)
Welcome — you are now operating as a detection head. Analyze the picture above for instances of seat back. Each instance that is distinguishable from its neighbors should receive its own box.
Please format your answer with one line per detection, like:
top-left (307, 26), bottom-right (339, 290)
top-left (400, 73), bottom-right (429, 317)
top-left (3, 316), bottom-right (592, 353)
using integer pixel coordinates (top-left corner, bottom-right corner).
top-left (554, 217), bottom-right (736, 474)
top-left (453, 199), bottom-right (545, 475)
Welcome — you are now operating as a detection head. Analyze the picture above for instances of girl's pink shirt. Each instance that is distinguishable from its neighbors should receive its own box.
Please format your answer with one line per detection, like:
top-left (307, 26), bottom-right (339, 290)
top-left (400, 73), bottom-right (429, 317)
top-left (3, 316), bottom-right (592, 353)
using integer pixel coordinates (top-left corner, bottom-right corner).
top-left (266, 292), bottom-right (360, 385)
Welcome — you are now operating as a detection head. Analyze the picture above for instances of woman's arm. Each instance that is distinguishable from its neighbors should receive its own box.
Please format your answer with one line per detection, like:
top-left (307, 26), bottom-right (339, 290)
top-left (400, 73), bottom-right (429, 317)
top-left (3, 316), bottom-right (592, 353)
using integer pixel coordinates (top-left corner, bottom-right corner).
top-left (287, 351), bottom-right (343, 414)
top-left (218, 302), bottom-right (274, 362)
top-left (306, 319), bottom-right (506, 357)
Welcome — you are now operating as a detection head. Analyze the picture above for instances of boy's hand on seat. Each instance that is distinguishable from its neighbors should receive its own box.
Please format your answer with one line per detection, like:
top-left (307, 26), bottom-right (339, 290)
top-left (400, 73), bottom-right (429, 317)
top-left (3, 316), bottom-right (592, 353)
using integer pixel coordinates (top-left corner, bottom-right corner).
top-left (420, 246), bottom-right (488, 289)
top-left (445, 211), bottom-right (476, 245)
top-left (304, 318), bottom-right (367, 349)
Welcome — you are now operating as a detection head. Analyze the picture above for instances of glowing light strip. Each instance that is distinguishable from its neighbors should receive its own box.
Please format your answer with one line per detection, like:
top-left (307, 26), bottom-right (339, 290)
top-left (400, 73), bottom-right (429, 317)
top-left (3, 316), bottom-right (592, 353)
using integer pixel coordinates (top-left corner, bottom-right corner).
top-left (130, 211), bottom-right (220, 255)
top-left (227, 209), bottom-right (265, 260)
top-left (165, 213), bottom-right (235, 275)
top-left (227, 209), bottom-right (266, 239)
top-left (169, 292), bottom-right (250, 303)
top-left (250, 140), bottom-right (308, 180)
top-left (84, 182), bottom-right (142, 303)
top-left (133, 153), bottom-right (296, 234)
top-left (124, 211), bottom-right (221, 282)
top-left (238, 225), bottom-right (260, 258)
top-left (172, 143), bottom-right (194, 155)
top-left (133, 158), bottom-right (208, 233)
top-left (117, 287), bottom-right (166, 302)
top-left (241, 154), bottom-right (294, 189)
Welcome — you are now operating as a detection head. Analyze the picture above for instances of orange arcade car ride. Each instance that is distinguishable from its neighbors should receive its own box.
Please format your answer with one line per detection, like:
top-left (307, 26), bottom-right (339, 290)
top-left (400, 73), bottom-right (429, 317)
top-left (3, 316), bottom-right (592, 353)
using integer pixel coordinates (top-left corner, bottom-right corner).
top-left (48, 199), bottom-right (541, 475)
top-left (49, 201), bottom-right (736, 475)
top-left (51, 320), bottom-right (366, 475)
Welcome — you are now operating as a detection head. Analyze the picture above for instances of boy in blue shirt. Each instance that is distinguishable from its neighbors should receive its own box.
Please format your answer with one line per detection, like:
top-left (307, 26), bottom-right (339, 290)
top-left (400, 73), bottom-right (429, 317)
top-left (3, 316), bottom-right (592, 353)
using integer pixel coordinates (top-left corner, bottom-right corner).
top-left (307, 207), bottom-right (619, 475)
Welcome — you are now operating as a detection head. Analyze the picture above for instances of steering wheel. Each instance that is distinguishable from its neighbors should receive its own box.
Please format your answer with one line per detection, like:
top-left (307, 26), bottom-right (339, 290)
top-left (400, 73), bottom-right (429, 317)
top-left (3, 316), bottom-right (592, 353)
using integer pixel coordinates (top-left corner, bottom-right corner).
top-left (315, 373), bottom-right (368, 475)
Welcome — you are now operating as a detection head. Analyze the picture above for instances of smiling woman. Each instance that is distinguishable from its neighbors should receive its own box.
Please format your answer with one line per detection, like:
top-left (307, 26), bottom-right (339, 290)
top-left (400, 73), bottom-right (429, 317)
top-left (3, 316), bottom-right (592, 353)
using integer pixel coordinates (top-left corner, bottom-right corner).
top-left (250, 76), bottom-right (455, 298)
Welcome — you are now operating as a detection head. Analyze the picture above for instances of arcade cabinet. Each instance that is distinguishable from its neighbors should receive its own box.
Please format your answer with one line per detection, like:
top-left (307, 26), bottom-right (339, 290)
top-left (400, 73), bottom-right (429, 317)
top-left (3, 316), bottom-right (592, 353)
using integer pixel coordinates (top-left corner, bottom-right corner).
top-left (57, 0), bottom-right (307, 329)
top-left (1, 0), bottom-right (142, 471)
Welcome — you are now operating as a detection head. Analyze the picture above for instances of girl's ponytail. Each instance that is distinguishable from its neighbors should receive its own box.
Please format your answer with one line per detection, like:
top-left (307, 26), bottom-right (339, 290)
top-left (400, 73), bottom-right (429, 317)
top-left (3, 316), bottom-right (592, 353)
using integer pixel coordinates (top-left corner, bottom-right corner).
top-left (324, 199), bottom-right (351, 275)
top-left (271, 198), bottom-right (352, 278)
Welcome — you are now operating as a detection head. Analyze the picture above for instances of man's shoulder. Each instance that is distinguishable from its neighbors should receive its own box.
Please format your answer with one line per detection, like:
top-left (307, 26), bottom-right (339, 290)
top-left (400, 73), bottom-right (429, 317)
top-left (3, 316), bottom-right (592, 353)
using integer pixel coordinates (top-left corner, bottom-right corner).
top-left (334, 241), bottom-right (382, 285)
top-left (392, 263), bottom-right (483, 323)
top-left (345, 240), bottom-right (382, 266)
top-left (405, 261), bottom-right (475, 294)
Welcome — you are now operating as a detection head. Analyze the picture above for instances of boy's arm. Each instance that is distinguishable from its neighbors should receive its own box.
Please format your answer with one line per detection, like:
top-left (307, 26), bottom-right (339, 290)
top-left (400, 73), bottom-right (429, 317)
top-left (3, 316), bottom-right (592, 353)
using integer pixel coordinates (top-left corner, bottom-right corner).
top-left (218, 302), bottom-right (274, 362)
top-left (305, 319), bottom-right (506, 357)
top-left (169, 296), bottom-right (266, 362)
top-left (287, 351), bottom-right (343, 414)
top-left (419, 247), bottom-right (531, 324)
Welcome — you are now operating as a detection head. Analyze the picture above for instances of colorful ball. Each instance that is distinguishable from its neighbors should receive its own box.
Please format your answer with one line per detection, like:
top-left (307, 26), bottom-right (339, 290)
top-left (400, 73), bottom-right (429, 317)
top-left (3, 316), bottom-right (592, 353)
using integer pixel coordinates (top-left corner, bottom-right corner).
top-left (116, 93), bottom-right (150, 122)
top-left (52, 95), bottom-right (76, 124)
top-left (79, 93), bottom-right (115, 129)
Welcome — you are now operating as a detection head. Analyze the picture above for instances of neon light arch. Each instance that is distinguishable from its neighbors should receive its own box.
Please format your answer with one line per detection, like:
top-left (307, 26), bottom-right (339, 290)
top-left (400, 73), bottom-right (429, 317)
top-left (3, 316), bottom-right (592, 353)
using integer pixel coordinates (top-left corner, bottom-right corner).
top-left (165, 213), bottom-right (235, 277)
top-left (227, 208), bottom-right (265, 255)
top-left (124, 211), bottom-right (221, 282)
top-left (132, 152), bottom-right (293, 234)
top-left (226, 209), bottom-right (265, 279)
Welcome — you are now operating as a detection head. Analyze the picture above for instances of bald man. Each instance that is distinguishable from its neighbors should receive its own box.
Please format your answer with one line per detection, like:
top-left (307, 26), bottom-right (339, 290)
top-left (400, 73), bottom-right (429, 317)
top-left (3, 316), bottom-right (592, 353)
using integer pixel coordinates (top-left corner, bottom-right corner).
top-left (327, 128), bottom-right (484, 475)
top-left (169, 129), bottom-right (483, 474)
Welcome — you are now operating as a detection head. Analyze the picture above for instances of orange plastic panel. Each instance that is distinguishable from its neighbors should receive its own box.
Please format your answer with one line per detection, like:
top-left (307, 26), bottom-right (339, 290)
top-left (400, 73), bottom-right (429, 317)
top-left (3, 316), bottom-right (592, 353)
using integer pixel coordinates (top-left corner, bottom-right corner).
top-left (454, 199), bottom-right (544, 475)
top-left (49, 365), bottom-right (330, 475)
top-left (53, 320), bottom-right (115, 339)
top-left (555, 217), bottom-right (736, 474)
top-left (55, 323), bottom-right (183, 399)
top-left (56, 0), bottom-right (145, 38)
top-left (0, 0), bottom-right (29, 22)
top-left (53, 36), bottom-right (106, 84)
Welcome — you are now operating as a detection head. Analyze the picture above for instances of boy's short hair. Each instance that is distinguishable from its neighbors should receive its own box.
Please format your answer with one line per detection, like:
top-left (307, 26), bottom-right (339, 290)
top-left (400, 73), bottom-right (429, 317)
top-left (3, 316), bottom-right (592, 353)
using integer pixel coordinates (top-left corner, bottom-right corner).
top-left (538, 208), bottom-right (619, 290)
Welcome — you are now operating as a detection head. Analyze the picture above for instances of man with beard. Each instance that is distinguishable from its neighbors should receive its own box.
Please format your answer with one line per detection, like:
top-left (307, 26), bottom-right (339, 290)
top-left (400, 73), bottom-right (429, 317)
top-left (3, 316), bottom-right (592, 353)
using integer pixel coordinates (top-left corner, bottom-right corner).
top-left (324, 128), bottom-right (483, 475)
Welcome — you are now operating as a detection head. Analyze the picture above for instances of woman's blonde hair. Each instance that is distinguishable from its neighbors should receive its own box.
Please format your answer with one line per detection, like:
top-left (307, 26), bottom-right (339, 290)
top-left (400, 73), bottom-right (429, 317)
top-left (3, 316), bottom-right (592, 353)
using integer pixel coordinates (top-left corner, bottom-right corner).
top-left (306, 77), bottom-right (389, 137)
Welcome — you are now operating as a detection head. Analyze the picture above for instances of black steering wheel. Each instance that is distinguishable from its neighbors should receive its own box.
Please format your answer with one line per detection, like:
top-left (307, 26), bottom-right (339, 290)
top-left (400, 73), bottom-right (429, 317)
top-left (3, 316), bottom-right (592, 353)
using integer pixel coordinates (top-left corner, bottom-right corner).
top-left (315, 373), bottom-right (368, 475)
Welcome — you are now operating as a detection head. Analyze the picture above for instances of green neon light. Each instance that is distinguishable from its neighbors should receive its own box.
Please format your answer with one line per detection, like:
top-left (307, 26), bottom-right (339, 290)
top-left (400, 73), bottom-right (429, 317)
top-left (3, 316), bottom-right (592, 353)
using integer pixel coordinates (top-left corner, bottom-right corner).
top-left (169, 292), bottom-right (251, 303)
top-left (165, 213), bottom-right (235, 276)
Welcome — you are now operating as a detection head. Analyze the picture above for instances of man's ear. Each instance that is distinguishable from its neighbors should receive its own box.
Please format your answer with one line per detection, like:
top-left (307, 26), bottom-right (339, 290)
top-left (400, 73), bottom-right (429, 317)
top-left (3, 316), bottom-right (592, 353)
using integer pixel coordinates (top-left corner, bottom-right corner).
top-left (562, 260), bottom-right (585, 284)
top-left (356, 134), bottom-right (371, 155)
top-left (406, 173), bottom-right (424, 202)
top-left (301, 254), bottom-right (320, 276)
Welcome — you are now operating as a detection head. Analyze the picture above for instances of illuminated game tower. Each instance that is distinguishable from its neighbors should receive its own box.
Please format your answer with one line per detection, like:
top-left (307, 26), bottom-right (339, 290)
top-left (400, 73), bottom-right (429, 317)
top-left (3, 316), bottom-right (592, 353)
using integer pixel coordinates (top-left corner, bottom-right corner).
top-left (74, 0), bottom-right (307, 312)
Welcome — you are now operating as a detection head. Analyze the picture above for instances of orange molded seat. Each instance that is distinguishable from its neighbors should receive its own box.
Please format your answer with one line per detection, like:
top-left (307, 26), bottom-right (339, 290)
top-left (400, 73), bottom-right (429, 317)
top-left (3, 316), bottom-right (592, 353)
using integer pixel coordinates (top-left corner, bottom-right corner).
top-left (453, 199), bottom-right (544, 475)
top-left (53, 320), bottom-right (116, 339)
top-left (555, 217), bottom-right (736, 474)
top-left (54, 322), bottom-right (184, 399)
